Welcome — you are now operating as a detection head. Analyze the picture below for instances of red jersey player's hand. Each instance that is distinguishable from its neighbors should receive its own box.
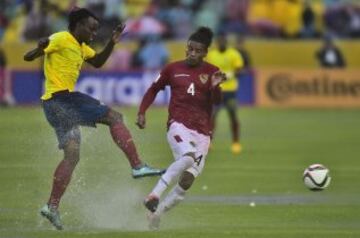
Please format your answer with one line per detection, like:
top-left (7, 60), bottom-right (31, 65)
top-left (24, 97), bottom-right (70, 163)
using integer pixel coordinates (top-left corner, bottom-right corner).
top-left (111, 22), bottom-right (126, 44)
top-left (211, 71), bottom-right (227, 88)
top-left (136, 114), bottom-right (146, 129)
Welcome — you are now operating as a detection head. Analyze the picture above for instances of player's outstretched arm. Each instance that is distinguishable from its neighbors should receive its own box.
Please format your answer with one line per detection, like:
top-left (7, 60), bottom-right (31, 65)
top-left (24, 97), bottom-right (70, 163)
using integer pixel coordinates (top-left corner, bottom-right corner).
top-left (136, 85), bottom-right (162, 129)
top-left (23, 37), bottom-right (49, 61)
top-left (86, 23), bottom-right (126, 68)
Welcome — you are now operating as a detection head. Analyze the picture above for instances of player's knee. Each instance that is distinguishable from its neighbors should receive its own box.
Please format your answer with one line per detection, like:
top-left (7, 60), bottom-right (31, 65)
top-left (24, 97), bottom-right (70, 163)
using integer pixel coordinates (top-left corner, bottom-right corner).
top-left (110, 110), bottom-right (124, 124)
top-left (98, 109), bottom-right (123, 126)
top-left (183, 152), bottom-right (196, 162)
top-left (64, 139), bottom-right (80, 165)
top-left (102, 109), bottom-right (124, 125)
top-left (179, 171), bottom-right (195, 190)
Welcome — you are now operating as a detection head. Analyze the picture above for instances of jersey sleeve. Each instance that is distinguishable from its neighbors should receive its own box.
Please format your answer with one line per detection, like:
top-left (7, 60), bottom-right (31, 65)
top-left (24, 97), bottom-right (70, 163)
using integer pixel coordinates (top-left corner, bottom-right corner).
top-left (82, 44), bottom-right (96, 60)
top-left (152, 65), bottom-right (171, 90)
top-left (43, 33), bottom-right (62, 54)
top-left (138, 65), bottom-right (171, 115)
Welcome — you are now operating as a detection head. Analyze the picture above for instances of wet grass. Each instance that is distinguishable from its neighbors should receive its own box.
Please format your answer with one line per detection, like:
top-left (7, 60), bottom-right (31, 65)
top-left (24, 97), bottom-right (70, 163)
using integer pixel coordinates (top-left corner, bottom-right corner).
top-left (1, 107), bottom-right (360, 237)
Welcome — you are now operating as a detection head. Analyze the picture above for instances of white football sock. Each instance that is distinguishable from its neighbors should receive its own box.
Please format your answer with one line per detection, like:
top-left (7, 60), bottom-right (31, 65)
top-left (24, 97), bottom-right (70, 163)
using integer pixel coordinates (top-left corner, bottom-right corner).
top-left (156, 184), bottom-right (186, 215)
top-left (152, 156), bottom-right (193, 197)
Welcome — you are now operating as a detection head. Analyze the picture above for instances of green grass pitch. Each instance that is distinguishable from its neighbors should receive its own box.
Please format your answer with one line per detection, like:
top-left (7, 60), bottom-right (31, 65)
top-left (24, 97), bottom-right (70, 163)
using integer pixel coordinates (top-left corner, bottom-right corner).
top-left (1, 107), bottom-right (359, 238)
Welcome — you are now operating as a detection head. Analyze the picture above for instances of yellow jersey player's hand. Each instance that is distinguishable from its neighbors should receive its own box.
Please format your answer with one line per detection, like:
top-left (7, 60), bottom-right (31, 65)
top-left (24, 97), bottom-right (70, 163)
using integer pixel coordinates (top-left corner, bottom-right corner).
top-left (38, 37), bottom-right (50, 50)
top-left (87, 22), bottom-right (126, 68)
top-left (24, 37), bottom-right (49, 61)
top-left (211, 71), bottom-right (227, 88)
top-left (111, 23), bottom-right (126, 44)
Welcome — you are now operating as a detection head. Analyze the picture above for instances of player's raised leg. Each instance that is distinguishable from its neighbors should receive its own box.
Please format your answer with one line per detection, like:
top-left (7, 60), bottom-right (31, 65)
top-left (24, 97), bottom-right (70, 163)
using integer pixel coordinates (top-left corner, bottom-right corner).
top-left (98, 109), bottom-right (164, 178)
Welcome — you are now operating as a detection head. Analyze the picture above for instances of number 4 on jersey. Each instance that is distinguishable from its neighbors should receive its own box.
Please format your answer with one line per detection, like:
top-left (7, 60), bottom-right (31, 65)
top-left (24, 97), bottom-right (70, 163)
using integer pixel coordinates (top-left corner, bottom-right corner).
top-left (187, 83), bottom-right (195, 96)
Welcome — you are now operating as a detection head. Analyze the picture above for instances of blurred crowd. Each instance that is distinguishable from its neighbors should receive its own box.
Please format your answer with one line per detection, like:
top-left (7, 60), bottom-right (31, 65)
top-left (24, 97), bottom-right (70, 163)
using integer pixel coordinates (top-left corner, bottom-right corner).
top-left (0, 0), bottom-right (354, 72)
top-left (0, 0), bottom-right (354, 107)
top-left (0, 0), bottom-right (359, 44)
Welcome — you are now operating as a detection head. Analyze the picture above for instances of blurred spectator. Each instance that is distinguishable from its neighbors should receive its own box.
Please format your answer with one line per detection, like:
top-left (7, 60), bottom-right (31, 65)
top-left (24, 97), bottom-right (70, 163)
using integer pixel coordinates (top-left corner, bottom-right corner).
top-left (281, 0), bottom-right (303, 38)
top-left (138, 35), bottom-right (169, 70)
top-left (1, 0), bottom-right (360, 42)
top-left (22, 0), bottom-right (52, 41)
top-left (87, 1), bottom-right (122, 44)
top-left (151, 0), bottom-right (175, 38)
top-left (235, 35), bottom-right (252, 71)
top-left (126, 12), bottom-right (166, 38)
top-left (225, 0), bottom-right (249, 24)
top-left (47, 2), bottom-right (69, 32)
top-left (125, 0), bottom-right (150, 17)
top-left (167, 2), bottom-right (192, 38)
top-left (103, 0), bottom-right (126, 20)
top-left (193, 0), bottom-right (222, 33)
top-left (131, 37), bottom-right (147, 69)
top-left (247, 0), bottom-right (281, 37)
top-left (316, 36), bottom-right (346, 68)
top-left (106, 47), bottom-right (132, 71)
top-left (346, 5), bottom-right (360, 38)
top-left (219, 0), bottom-right (249, 35)
top-left (0, 4), bottom-right (8, 41)
top-left (324, 3), bottom-right (355, 38)
top-left (301, 1), bottom-right (316, 38)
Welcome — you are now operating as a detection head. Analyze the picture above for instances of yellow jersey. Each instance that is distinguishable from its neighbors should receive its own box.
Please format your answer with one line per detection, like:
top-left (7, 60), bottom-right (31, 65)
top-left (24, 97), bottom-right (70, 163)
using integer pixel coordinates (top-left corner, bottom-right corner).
top-left (206, 48), bottom-right (243, 92)
top-left (41, 31), bottom-right (96, 100)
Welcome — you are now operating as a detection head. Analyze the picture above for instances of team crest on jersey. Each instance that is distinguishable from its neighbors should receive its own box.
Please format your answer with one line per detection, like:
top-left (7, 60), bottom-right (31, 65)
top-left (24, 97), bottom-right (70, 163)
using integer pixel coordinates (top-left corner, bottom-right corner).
top-left (199, 74), bottom-right (209, 84)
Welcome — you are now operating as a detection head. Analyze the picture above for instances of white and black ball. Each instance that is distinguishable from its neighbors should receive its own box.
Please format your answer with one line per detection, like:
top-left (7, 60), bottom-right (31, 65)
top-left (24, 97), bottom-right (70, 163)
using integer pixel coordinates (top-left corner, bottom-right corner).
top-left (303, 164), bottom-right (331, 191)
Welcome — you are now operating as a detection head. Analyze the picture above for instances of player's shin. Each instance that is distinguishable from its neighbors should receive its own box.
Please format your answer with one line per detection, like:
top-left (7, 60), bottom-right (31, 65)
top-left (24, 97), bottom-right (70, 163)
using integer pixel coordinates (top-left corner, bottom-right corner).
top-left (110, 122), bottom-right (142, 168)
top-left (48, 140), bottom-right (80, 209)
top-left (152, 156), bottom-right (194, 198)
top-left (48, 158), bottom-right (77, 209)
top-left (157, 184), bottom-right (186, 214)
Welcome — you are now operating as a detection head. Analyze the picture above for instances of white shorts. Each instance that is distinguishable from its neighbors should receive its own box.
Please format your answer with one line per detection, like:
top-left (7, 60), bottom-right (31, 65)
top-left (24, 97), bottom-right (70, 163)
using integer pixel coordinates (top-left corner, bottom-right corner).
top-left (167, 122), bottom-right (211, 177)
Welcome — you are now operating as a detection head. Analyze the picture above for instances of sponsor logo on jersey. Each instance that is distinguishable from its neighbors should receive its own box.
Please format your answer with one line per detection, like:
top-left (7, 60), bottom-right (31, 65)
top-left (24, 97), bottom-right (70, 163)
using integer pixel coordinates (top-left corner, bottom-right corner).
top-left (174, 74), bottom-right (190, 77)
top-left (199, 74), bottom-right (209, 84)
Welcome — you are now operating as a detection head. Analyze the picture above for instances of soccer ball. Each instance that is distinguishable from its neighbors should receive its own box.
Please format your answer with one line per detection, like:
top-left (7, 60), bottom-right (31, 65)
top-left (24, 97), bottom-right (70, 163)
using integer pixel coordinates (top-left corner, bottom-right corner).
top-left (303, 164), bottom-right (331, 191)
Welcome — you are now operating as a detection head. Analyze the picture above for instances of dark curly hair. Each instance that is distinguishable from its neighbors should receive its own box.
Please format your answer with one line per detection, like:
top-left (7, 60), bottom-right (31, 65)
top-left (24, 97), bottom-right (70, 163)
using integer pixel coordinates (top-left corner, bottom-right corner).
top-left (68, 8), bottom-right (99, 31)
top-left (188, 27), bottom-right (214, 48)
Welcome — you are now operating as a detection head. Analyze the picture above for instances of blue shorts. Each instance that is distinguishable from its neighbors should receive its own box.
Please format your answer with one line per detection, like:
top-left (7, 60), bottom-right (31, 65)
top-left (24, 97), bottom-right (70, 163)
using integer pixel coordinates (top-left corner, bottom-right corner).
top-left (42, 91), bottom-right (110, 149)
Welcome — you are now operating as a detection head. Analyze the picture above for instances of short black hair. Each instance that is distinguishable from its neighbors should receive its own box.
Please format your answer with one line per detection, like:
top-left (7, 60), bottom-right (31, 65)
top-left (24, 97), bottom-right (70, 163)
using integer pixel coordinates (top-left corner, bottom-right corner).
top-left (188, 27), bottom-right (214, 48)
top-left (68, 8), bottom-right (99, 31)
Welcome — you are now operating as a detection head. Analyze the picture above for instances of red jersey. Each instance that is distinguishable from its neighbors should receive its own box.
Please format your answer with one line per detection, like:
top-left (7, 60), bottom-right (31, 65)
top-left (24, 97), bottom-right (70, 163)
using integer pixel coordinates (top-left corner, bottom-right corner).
top-left (139, 60), bottom-right (222, 136)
